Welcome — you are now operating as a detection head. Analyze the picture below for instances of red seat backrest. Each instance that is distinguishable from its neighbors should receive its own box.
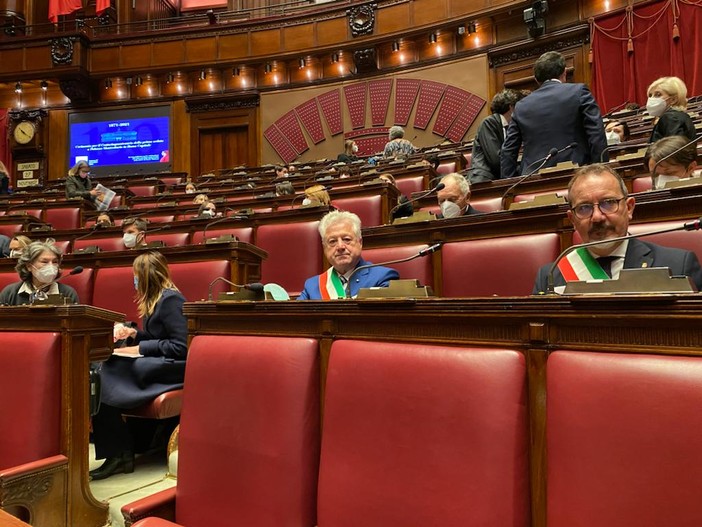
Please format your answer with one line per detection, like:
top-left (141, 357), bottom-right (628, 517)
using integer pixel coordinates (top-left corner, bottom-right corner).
top-left (149, 232), bottom-right (190, 247)
top-left (160, 176), bottom-right (184, 188)
top-left (436, 161), bottom-right (457, 175)
top-left (0, 223), bottom-right (24, 237)
top-left (471, 195), bottom-right (503, 212)
top-left (319, 340), bottom-right (529, 527)
top-left (61, 266), bottom-right (95, 305)
top-left (395, 176), bottom-right (425, 196)
top-left (632, 175), bottom-right (652, 193)
top-left (442, 233), bottom-right (560, 296)
top-left (73, 235), bottom-right (125, 253)
top-left (93, 267), bottom-right (139, 322)
top-left (144, 215), bottom-right (176, 225)
top-left (108, 194), bottom-right (123, 209)
top-left (128, 185), bottom-right (159, 197)
top-left (45, 207), bottom-right (81, 231)
top-left (191, 226), bottom-right (254, 245)
top-left (547, 350), bottom-right (702, 526)
top-left (463, 152), bottom-right (472, 167)
top-left (0, 332), bottom-right (61, 469)
top-left (362, 244), bottom-right (433, 288)
top-left (169, 260), bottom-right (230, 302)
top-left (176, 335), bottom-right (319, 527)
top-left (256, 221), bottom-right (321, 295)
top-left (0, 272), bottom-right (17, 292)
top-left (333, 195), bottom-right (383, 227)
top-left (130, 202), bottom-right (156, 210)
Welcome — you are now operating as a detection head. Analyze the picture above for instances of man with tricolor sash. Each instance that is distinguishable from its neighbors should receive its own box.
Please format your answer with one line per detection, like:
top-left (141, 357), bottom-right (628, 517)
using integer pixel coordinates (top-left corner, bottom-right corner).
top-left (533, 164), bottom-right (702, 294)
top-left (298, 211), bottom-right (399, 300)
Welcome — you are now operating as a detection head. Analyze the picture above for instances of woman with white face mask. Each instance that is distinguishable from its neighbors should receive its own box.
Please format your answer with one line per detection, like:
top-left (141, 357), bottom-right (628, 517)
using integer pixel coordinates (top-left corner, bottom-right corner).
top-left (646, 77), bottom-right (696, 143)
top-left (645, 136), bottom-right (700, 189)
top-left (0, 239), bottom-right (79, 305)
top-left (337, 139), bottom-right (359, 164)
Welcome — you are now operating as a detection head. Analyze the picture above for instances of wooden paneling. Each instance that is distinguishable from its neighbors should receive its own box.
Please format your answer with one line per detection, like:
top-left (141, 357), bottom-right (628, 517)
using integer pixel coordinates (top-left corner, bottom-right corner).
top-left (283, 24), bottom-right (317, 51)
top-left (121, 43), bottom-right (152, 68)
top-left (250, 29), bottom-right (281, 57)
top-left (172, 100), bottom-right (191, 175)
top-left (218, 33), bottom-right (250, 59)
top-left (24, 46), bottom-right (53, 71)
top-left (376, 3), bottom-right (412, 34)
top-left (185, 36), bottom-right (218, 63)
top-left (152, 40), bottom-right (186, 67)
top-left (315, 18), bottom-right (349, 47)
top-left (48, 110), bottom-right (68, 183)
top-left (412, 0), bottom-right (448, 26)
top-left (91, 47), bottom-right (121, 73)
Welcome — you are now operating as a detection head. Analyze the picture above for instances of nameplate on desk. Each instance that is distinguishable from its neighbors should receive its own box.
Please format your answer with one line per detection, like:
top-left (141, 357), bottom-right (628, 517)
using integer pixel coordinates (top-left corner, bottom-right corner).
top-left (205, 234), bottom-right (238, 244)
top-left (75, 245), bottom-right (101, 254)
top-left (563, 268), bottom-right (696, 295)
top-left (509, 193), bottom-right (567, 211)
top-left (357, 279), bottom-right (434, 298)
top-left (392, 210), bottom-right (436, 225)
top-left (615, 148), bottom-right (647, 162)
top-left (664, 176), bottom-right (702, 190)
top-left (540, 161), bottom-right (579, 175)
top-left (217, 289), bottom-right (266, 302)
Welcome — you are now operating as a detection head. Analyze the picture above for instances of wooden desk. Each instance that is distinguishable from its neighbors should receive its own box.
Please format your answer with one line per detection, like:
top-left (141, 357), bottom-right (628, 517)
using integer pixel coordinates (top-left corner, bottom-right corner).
top-left (184, 295), bottom-right (702, 527)
top-left (0, 305), bottom-right (123, 527)
top-left (0, 509), bottom-right (31, 527)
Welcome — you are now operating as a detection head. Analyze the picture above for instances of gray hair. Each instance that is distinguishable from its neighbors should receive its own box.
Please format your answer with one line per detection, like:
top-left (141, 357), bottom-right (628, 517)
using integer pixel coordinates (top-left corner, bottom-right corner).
top-left (318, 210), bottom-right (362, 241)
top-left (389, 126), bottom-right (405, 140)
top-left (16, 239), bottom-right (63, 282)
top-left (440, 173), bottom-right (470, 196)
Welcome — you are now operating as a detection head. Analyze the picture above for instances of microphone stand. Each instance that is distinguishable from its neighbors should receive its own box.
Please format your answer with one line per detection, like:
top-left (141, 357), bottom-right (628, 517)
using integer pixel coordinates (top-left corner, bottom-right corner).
top-left (207, 276), bottom-right (264, 301)
top-left (345, 243), bottom-right (443, 298)
top-left (545, 218), bottom-right (702, 294)
top-left (388, 183), bottom-right (445, 223)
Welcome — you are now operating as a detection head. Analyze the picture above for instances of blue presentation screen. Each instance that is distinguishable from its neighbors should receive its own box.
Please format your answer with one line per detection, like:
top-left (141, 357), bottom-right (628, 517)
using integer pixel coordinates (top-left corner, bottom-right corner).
top-left (68, 106), bottom-right (171, 176)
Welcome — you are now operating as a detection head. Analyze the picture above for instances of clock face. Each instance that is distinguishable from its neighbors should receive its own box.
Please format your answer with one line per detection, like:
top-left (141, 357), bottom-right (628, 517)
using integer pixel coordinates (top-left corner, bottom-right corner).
top-left (14, 121), bottom-right (36, 145)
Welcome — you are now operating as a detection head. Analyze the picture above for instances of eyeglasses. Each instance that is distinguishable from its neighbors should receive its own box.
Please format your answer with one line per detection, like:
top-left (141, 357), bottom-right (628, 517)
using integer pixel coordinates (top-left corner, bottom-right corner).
top-left (570, 197), bottom-right (625, 220)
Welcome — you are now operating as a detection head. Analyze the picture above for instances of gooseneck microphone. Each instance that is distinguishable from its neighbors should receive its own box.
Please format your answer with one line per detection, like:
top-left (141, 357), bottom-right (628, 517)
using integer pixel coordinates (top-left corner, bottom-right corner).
top-left (207, 276), bottom-right (264, 301)
top-left (545, 217), bottom-right (702, 294)
top-left (202, 215), bottom-right (234, 242)
top-left (344, 243), bottom-right (443, 298)
top-left (501, 143), bottom-right (577, 209)
top-left (388, 182), bottom-right (445, 222)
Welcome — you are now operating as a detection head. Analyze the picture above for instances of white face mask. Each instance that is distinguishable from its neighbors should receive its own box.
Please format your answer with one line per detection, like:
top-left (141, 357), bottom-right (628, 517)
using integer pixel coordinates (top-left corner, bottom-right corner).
top-left (31, 264), bottom-right (58, 284)
top-left (352, 144), bottom-right (359, 153)
top-left (440, 200), bottom-right (461, 219)
top-left (201, 209), bottom-right (214, 217)
top-left (123, 232), bottom-right (138, 248)
top-left (605, 130), bottom-right (621, 145)
top-left (646, 97), bottom-right (667, 118)
top-left (185, 189), bottom-right (195, 194)
top-left (9, 249), bottom-right (22, 259)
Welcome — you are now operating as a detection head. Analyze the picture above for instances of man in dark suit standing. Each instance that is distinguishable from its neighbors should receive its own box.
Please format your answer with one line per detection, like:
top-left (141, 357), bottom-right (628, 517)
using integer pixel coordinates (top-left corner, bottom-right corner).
top-left (469, 89), bottom-right (526, 183)
top-left (533, 164), bottom-right (702, 294)
top-left (500, 51), bottom-right (607, 179)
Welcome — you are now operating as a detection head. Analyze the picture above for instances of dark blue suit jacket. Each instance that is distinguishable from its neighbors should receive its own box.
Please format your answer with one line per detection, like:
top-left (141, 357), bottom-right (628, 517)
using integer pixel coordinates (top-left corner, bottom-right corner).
top-left (500, 80), bottom-right (607, 179)
top-left (100, 288), bottom-right (188, 409)
top-left (298, 258), bottom-right (399, 299)
top-left (533, 239), bottom-right (702, 294)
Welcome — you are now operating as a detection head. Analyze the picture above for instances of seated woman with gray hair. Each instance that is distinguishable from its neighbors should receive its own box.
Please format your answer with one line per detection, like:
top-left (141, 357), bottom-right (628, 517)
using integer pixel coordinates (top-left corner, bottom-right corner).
top-left (0, 239), bottom-right (79, 305)
top-left (383, 126), bottom-right (417, 159)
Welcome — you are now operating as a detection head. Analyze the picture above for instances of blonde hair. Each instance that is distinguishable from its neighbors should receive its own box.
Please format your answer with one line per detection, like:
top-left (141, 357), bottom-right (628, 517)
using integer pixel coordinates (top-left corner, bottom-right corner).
top-left (647, 76), bottom-right (688, 111)
top-left (0, 161), bottom-right (8, 174)
top-left (133, 251), bottom-right (179, 318)
top-left (68, 160), bottom-right (89, 177)
top-left (304, 185), bottom-right (331, 206)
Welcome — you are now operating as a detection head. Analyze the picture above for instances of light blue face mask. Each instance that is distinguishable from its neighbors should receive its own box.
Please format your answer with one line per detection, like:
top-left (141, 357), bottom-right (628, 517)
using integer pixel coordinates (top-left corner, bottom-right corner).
top-left (133, 275), bottom-right (139, 291)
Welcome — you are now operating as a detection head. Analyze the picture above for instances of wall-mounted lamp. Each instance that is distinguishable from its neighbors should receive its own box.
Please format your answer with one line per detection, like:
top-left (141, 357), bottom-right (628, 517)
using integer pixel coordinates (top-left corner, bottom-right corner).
top-left (331, 53), bottom-right (340, 63)
top-left (391, 41), bottom-right (400, 52)
top-left (232, 67), bottom-right (241, 76)
top-left (40, 80), bottom-right (48, 90)
top-left (468, 22), bottom-right (477, 33)
top-left (14, 82), bottom-right (22, 93)
top-left (457, 25), bottom-right (466, 35)
top-left (104, 78), bottom-right (112, 89)
top-left (429, 33), bottom-right (437, 44)
top-left (199, 70), bottom-right (206, 81)
top-left (264, 63), bottom-right (272, 73)
top-left (135, 76), bottom-right (143, 86)
top-left (298, 58), bottom-right (306, 69)
top-left (167, 72), bottom-right (174, 83)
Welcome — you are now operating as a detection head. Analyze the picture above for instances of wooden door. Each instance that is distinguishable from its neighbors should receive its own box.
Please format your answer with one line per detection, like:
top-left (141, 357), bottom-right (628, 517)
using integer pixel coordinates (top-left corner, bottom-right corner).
top-left (198, 125), bottom-right (249, 175)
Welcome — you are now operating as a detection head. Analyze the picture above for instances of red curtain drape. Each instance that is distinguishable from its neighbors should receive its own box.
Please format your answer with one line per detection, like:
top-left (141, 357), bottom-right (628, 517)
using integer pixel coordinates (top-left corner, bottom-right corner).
top-left (96, 0), bottom-right (111, 15)
top-left (48, 0), bottom-right (83, 23)
top-left (0, 109), bottom-right (10, 186)
top-left (591, 0), bottom-right (702, 114)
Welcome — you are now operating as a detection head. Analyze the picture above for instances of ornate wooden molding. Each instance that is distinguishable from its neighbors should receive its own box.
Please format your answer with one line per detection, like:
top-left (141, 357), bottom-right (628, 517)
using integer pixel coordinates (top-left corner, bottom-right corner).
top-left (50, 37), bottom-right (75, 65)
top-left (488, 25), bottom-right (589, 68)
top-left (185, 93), bottom-right (260, 113)
top-left (347, 4), bottom-right (377, 37)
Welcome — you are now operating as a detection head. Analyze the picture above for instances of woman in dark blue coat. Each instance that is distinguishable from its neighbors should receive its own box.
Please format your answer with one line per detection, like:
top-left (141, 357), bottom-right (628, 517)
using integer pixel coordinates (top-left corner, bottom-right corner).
top-left (90, 251), bottom-right (187, 480)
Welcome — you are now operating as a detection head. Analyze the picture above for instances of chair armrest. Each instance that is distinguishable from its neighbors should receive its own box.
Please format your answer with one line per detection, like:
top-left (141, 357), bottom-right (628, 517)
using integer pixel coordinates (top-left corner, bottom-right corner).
top-left (0, 455), bottom-right (67, 480)
top-left (132, 518), bottom-right (181, 527)
top-left (122, 487), bottom-right (176, 527)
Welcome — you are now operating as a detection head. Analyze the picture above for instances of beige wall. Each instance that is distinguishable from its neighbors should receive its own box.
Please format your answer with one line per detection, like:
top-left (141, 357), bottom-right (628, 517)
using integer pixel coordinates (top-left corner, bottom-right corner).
top-left (260, 53), bottom-right (489, 164)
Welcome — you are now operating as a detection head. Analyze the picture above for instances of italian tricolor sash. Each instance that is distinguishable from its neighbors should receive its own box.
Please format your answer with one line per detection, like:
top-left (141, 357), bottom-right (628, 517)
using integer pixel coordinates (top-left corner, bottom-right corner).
top-left (558, 248), bottom-right (610, 282)
top-left (318, 268), bottom-right (346, 299)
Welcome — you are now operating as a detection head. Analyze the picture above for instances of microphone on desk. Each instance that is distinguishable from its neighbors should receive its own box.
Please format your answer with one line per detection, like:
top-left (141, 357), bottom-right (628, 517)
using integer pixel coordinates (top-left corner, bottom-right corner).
top-left (201, 215), bottom-right (244, 242)
top-left (344, 243), bottom-right (443, 298)
top-left (650, 133), bottom-right (702, 188)
top-left (155, 191), bottom-right (173, 203)
top-left (501, 143), bottom-right (577, 210)
top-left (32, 266), bottom-right (84, 304)
top-left (207, 276), bottom-right (264, 301)
top-left (388, 182), bottom-right (445, 222)
top-left (544, 217), bottom-right (702, 295)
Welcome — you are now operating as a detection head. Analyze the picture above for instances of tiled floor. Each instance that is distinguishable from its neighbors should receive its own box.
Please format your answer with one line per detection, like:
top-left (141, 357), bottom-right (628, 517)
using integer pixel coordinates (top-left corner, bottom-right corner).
top-left (89, 445), bottom-right (176, 527)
